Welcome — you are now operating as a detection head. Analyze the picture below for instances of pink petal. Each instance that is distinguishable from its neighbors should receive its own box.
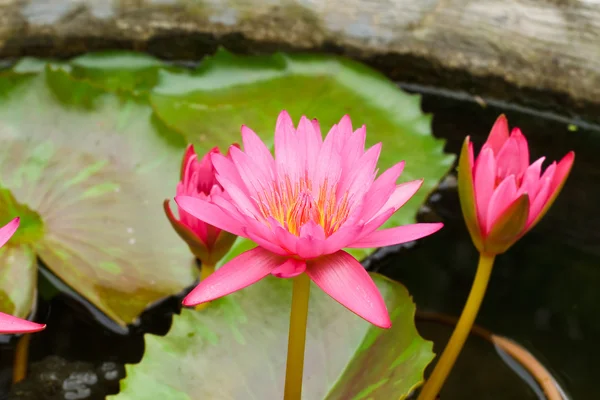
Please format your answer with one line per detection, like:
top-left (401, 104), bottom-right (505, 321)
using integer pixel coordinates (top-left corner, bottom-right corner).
top-left (182, 247), bottom-right (285, 306)
top-left (486, 175), bottom-right (518, 234)
top-left (296, 221), bottom-right (327, 258)
top-left (485, 114), bottom-right (509, 154)
top-left (474, 147), bottom-right (496, 230)
top-left (310, 119), bottom-right (322, 138)
top-left (216, 175), bottom-right (260, 217)
top-left (212, 152), bottom-right (249, 196)
top-left (519, 157), bottom-right (545, 198)
top-left (338, 142), bottom-right (381, 200)
top-left (296, 116), bottom-right (323, 174)
top-left (271, 258), bottom-right (306, 278)
top-left (511, 128), bottom-right (530, 175)
top-left (175, 196), bottom-right (246, 237)
top-left (496, 135), bottom-right (524, 179)
top-left (368, 180), bottom-right (423, 222)
top-left (551, 151), bottom-right (575, 193)
top-left (0, 217), bottom-right (19, 248)
top-left (229, 146), bottom-right (273, 199)
top-left (341, 125), bottom-right (366, 173)
top-left (275, 110), bottom-right (301, 181)
top-left (360, 161), bottom-right (406, 221)
top-left (179, 144), bottom-right (196, 180)
top-left (323, 223), bottom-right (364, 254)
top-left (528, 175), bottom-right (552, 226)
top-left (306, 251), bottom-right (391, 328)
top-left (0, 312), bottom-right (45, 334)
top-left (241, 125), bottom-right (275, 171)
top-left (348, 223), bottom-right (444, 248)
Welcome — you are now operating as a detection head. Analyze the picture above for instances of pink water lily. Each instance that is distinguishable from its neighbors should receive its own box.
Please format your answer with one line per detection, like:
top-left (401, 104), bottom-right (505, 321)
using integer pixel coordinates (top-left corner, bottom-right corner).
top-left (175, 111), bottom-right (443, 328)
top-left (164, 144), bottom-right (237, 265)
top-left (0, 218), bottom-right (46, 334)
top-left (458, 115), bottom-right (575, 255)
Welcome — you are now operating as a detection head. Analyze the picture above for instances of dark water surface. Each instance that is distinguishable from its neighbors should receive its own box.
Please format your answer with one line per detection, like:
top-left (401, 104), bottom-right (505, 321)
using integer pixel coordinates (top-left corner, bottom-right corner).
top-left (0, 75), bottom-right (598, 400)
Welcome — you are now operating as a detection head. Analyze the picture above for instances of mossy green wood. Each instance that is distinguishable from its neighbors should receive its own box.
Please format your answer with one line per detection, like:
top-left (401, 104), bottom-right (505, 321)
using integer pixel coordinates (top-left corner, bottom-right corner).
top-left (0, 67), bottom-right (197, 327)
top-left (110, 239), bottom-right (434, 400)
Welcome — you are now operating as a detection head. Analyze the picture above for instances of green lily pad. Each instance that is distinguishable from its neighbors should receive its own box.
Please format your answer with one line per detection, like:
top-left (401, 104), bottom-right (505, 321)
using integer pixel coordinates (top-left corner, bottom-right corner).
top-left (149, 49), bottom-right (454, 259)
top-left (0, 67), bottom-right (196, 328)
top-left (110, 239), bottom-right (434, 400)
top-left (69, 51), bottom-right (167, 94)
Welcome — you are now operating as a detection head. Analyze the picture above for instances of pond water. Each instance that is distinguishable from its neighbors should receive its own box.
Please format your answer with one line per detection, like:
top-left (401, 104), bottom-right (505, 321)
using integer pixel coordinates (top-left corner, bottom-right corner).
top-left (0, 61), bottom-right (598, 400)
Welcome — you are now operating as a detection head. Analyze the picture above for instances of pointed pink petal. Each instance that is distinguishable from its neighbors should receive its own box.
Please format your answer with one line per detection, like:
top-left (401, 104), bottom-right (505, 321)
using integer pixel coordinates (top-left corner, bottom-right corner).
top-left (0, 312), bottom-right (45, 334)
top-left (229, 146), bottom-right (273, 198)
top-left (486, 175), bottom-right (518, 234)
top-left (306, 251), bottom-right (391, 328)
top-left (341, 125), bottom-right (366, 173)
top-left (338, 142), bottom-right (381, 199)
top-left (323, 223), bottom-right (364, 254)
top-left (360, 161), bottom-right (405, 221)
top-left (526, 151), bottom-right (574, 230)
top-left (241, 125), bottom-right (275, 171)
top-left (519, 157), bottom-right (545, 198)
top-left (212, 152), bottom-right (249, 196)
top-left (175, 196), bottom-right (246, 237)
top-left (551, 151), bottom-right (574, 193)
top-left (474, 147), bottom-right (496, 231)
top-left (496, 135), bottom-right (524, 179)
top-left (458, 137), bottom-right (484, 251)
top-left (310, 119), bottom-right (322, 139)
top-left (369, 180), bottom-right (423, 222)
top-left (511, 128), bottom-right (530, 175)
top-left (296, 221), bottom-right (327, 258)
top-left (182, 247), bottom-right (285, 306)
top-left (0, 217), bottom-right (19, 248)
top-left (485, 114), bottom-right (509, 154)
top-left (271, 258), bottom-right (306, 278)
top-left (275, 110), bottom-right (301, 181)
top-left (216, 175), bottom-right (260, 217)
top-left (312, 127), bottom-right (342, 191)
top-left (528, 175), bottom-right (552, 226)
top-left (180, 144), bottom-right (196, 180)
top-left (348, 223), bottom-right (443, 248)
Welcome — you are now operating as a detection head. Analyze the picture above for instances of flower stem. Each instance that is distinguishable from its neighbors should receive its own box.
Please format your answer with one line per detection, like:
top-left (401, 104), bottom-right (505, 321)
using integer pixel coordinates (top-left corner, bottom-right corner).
top-left (13, 334), bottom-right (31, 384)
top-left (284, 273), bottom-right (311, 400)
top-left (194, 263), bottom-right (215, 311)
top-left (417, 253), bottom-right (495, 400)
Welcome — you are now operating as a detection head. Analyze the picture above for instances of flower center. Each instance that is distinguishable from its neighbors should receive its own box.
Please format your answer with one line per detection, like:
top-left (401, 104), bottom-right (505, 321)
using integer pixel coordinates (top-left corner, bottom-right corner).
top-left (256, 176), bottom-right (351, 237)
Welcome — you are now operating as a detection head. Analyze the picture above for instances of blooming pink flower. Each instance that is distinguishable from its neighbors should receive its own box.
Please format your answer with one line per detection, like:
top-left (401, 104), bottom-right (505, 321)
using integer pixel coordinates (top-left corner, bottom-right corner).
top-left (0, 217), bottom-right (46, 334)
top-left (458, 115), bottom-right (575, 255)
top-left (175, 111), bottom-right (443, 328)
top-left (164, 145), bottom-right (237, 265)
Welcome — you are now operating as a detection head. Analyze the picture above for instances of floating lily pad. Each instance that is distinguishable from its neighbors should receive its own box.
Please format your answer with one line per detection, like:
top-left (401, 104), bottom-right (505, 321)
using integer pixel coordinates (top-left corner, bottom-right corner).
top-left (0, 67), bottom-right (196, 328)
top-left (110, 239), bottom-right (434, 400)
top-left (148, 49), bottom-right (454, 259)
top-left (69, 51), bottom-right (167, 94)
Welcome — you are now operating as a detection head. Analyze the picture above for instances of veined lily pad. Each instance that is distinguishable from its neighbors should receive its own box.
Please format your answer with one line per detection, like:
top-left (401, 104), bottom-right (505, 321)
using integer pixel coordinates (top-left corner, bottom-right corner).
top-left (110, 239), bottom-right (434, 400)
top-left (0, 67), bottom-right (196, 329)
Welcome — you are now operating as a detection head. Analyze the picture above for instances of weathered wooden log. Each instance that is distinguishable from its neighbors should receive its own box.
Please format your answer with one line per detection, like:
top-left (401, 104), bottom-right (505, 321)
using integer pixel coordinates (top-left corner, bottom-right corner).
top-left (1, 0), bottom-right (600, 117)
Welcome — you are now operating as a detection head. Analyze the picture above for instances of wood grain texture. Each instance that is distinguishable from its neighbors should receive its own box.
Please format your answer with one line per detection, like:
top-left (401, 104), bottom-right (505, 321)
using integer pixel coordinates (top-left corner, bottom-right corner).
top-left (0, 0), bottom-right (599, 108)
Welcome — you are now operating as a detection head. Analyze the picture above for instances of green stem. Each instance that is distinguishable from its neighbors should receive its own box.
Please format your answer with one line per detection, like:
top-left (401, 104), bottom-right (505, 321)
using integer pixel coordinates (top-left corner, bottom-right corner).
top-left (13, 333), bottom-right (30, 384)
top-left (417, 253), bottom-right (496, 400)
top-left (194, 263), bottom-right (215, 311)
top-left (284, 273), bottom-right (311, 400)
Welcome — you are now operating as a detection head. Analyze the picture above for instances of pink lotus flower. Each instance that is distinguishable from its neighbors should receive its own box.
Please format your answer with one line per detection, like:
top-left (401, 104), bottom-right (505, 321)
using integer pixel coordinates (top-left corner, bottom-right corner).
top-left (164, 145), bottom-right (237, 265)
top-left (0, 218), bottom-right (46, 334)
top-left (175, 111), bottom-right (443, 328)
top-left (458, 115), bottom-right (575, 255)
